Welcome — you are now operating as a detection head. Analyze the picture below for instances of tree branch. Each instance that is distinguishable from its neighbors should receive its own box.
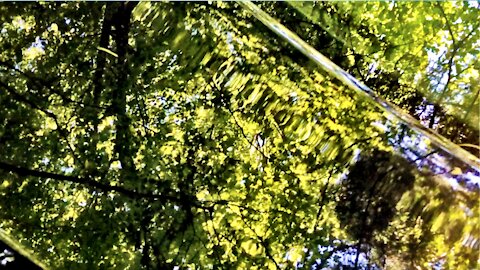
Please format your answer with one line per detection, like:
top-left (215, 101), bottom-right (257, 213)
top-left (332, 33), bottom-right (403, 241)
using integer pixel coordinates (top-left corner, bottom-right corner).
top-left (0, 80), bottom-right (80, 164)
top-left (0, 161), bottom-right (180, 203)
top-left (436, 3), bottom-right (456, 48)
top-left (0, 60), bottom-right (106, 110)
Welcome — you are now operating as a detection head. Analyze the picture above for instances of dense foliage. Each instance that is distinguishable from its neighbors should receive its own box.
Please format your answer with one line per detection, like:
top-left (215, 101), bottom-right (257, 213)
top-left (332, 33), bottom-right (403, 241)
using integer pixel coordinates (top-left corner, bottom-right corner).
top-left (0, 2), bottom-right (478, 269)
top-left (284, 1), bottom-right (479, 153)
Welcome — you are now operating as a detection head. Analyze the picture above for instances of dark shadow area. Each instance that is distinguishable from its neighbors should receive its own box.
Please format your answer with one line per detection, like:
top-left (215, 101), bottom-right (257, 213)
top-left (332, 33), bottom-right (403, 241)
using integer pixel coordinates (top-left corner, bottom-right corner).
top-left (335, 149), bottom-right (416, 269)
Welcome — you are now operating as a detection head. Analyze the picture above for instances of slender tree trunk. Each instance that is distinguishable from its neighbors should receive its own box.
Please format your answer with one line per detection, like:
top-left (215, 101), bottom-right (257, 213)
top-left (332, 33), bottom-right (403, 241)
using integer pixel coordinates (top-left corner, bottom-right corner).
top-left (111, 2), bottom-right (137, 179)
top-left (82, 4), bottom-right (114, 178)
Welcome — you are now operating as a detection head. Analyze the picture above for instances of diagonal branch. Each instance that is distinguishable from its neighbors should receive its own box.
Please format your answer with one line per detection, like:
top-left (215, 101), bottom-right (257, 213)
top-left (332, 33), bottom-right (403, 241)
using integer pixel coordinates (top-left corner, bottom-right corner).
top-left (0, 60), bottom-right (106, 110)
top-left (0, 160), bottom-right (225, 212)
top-left (0, 80), bottom-right (80, 164)
top-left (0, 161), bottom-right (179, 203)
top-left (436, 3), bottom-right (456, 48)
top-left (0, 80), bottom-right (58, 121)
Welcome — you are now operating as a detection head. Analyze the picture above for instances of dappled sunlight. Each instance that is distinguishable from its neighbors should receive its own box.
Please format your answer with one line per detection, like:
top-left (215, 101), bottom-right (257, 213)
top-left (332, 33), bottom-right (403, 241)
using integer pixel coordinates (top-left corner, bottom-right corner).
top-left (0, 1), bottom-right (478, 269)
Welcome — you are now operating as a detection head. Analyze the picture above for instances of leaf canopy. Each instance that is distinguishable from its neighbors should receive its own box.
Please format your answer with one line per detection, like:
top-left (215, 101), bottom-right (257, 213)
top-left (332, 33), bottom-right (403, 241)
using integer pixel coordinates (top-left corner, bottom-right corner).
top-left (0, 2), bottom-right (478, 269)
